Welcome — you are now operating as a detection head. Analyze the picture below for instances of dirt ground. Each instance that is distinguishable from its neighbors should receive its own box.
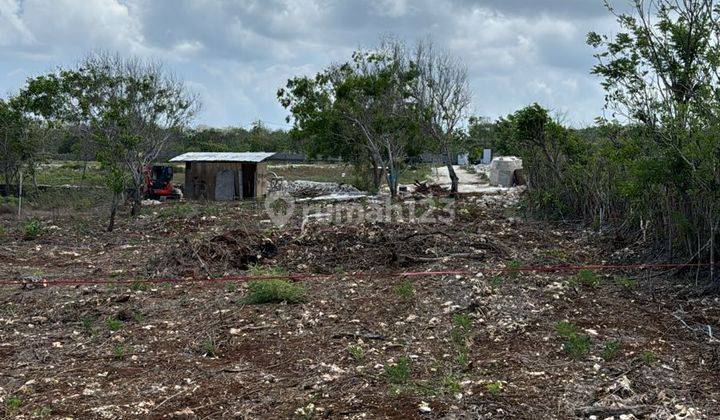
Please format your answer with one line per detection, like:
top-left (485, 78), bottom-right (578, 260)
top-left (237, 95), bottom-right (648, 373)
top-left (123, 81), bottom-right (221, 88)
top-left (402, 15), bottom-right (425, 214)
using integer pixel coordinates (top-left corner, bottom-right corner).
top-left (0, 194), bottom-right (718, 418)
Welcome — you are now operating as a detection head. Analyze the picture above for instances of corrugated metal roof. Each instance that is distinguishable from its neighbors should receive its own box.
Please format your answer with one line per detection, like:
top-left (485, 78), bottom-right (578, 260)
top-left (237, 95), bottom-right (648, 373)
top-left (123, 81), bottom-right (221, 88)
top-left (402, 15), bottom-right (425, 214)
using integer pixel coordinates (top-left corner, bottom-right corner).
top-left (169, 152), bottom-right (276, 163)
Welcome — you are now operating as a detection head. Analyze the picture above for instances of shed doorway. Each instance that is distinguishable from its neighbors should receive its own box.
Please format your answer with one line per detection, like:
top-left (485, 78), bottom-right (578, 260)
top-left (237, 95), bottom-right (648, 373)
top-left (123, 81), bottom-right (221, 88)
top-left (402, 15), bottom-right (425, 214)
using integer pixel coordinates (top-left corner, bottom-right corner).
top-left (241, 163), bottom-right (256, 198)
top-left (214, 169), bottom-right (235, 201)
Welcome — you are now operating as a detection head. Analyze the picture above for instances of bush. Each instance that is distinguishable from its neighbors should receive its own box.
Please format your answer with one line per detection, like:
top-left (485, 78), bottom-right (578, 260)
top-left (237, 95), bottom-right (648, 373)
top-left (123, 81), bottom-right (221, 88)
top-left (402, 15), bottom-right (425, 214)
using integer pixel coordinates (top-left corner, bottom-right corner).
top-left (245, 279), bottom-right (305, 304)
top-left (23, 218), bottom-right (41, 239)
top-left (555, 321), bottom-right (591, 359)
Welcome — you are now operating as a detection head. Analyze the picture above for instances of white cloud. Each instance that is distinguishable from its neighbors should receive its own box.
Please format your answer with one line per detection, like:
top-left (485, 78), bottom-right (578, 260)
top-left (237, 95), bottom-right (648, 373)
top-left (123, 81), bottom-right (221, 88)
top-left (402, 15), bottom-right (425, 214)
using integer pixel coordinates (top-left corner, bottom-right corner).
top-left (0, 0), bottom-right (618, 127)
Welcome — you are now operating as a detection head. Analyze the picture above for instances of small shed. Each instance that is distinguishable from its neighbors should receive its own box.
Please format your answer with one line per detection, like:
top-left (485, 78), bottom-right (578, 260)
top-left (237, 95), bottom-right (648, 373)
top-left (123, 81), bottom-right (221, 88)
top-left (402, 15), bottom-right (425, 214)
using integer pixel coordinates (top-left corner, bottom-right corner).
top-left (169, 152), bottom-right (276, 201)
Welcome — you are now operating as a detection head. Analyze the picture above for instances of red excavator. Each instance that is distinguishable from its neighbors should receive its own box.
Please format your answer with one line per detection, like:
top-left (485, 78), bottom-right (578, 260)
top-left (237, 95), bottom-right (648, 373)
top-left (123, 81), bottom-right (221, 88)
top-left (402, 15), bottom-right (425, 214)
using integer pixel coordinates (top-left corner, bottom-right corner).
top-left (143, 165), bottom-right (182, 200)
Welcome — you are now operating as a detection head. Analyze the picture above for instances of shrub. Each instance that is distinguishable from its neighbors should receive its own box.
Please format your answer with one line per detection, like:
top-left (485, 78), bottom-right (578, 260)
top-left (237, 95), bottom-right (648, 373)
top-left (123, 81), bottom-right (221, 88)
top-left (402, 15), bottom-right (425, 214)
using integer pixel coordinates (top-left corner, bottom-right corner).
top-left (245, 279), bottom-right (305, 304)
top-left (23, 218), bottom-right (41, 239)
top-left (384, 356), bottom-right (411, 384)
top-left (555, 321), bottom-right (591, 359)
top-left (569, 269), bottom-right (600, 287)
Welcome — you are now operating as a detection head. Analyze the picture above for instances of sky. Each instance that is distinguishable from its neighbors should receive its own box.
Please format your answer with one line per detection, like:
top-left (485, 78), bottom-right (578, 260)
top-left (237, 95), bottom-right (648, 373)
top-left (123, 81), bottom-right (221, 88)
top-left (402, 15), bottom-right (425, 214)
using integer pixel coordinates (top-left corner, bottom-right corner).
top-left (0, 0), bottom-right (623, 129)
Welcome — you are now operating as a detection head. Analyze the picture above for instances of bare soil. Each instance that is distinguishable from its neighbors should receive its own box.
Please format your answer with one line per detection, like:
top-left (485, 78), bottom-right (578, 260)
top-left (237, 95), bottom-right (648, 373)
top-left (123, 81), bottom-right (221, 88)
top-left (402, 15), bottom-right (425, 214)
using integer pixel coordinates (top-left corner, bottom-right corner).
top-left (0, 197), bottom-right (718, 418)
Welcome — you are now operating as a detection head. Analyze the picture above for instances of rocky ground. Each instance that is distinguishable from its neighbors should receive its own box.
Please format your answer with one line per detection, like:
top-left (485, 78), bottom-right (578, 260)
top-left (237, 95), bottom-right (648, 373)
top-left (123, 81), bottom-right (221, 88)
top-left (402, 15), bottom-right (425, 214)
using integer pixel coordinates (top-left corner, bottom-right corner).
top-left (0, 194), bottom-right (718, 418)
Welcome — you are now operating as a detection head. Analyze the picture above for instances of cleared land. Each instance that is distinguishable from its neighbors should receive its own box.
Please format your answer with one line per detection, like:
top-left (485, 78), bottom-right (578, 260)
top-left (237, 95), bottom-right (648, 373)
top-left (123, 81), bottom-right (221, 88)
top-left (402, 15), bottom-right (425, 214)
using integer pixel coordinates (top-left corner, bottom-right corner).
top-left (0, 184), bottom-right (718, 418)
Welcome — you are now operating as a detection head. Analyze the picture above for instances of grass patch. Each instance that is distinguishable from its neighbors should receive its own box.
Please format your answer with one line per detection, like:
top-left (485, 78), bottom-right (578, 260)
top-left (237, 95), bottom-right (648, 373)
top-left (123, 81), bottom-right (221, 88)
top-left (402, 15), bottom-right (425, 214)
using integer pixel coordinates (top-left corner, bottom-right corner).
top-left (485, 381), bottom-right (503, 395)
top-left (5, 395), bottom-right (22, 412)
top-left (394, 279), bottom-right (414, 302)
top-left (614, 277), bottom-right (636, 288)
top-left (555, 321), bottom-right (591, 359)
top-left (505, 260), bottom-right (521, 278)
top-left (602, 339), bottom-right (620, 361)
top-left (347, 345), bottom-right (364, 361)
top-left (106, 316), bottom-right (123, 331)
top-left (244, 268), bottom-right (305, 304)
top-left (569, 269), bottom-right (600, 287)
top-left (384, 356), bottom-right (411, 384)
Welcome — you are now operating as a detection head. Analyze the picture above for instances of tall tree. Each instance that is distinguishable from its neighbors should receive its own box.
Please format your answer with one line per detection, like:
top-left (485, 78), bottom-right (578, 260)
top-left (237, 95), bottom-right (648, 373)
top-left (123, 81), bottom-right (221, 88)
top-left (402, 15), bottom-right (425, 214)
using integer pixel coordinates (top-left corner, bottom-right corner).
top-left (413, 40), bottom-right (472, 193)
top-left (279, 39), bottom-right (420, 196)
top-left (20, 53), bottom-right (199, 230)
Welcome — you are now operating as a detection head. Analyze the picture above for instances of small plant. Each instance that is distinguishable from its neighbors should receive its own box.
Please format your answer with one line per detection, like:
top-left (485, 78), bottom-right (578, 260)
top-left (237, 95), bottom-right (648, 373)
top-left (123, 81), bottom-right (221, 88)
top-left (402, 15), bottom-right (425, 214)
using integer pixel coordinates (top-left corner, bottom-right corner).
top-left (485, 381), bottom-right (503, 395)
top-left (81, 315), bottom-right (97, 336)
top-left (130, 281), bottom-right (148, 292)
top-left (113, 344), bottom-right (132, 360)
top-left (441, 374), bottom-right (461, 394)
top-left (641, 350), bottom-right (656, 365)
top-left (452, 313), bottom-right (472, 330)
top-left (569, 269), bottom-right (600, 287)
top-left (602, 340), bottom-right (621, 361)
top-left (555, 321), bottom-right (591, 359)
top-left (347, 344), bottom-right (364, 361)
top-left (489, 276), bottom-right (503, 291)
top-left (6, 395), bottom-right (22, 411)
top-left (106, 316), bottom-right (123, 331)
top-left (226, 282), bottom-right (237, 293)
top-left (394, 279), bottom-right (414, 302)
top-left (202, 340), bottom-right (218, 357)
top-left (456, 349), bottom-right (469, 366)
top-left (0, 225), bottom-right (6, 237)
top-left (23, 218), bottom-right (42, 239)
top-left (505, 260), bottom-right (521, 277)
top-left (384, 356), bottom-right (411, 384)
top-left (615, 277), bottom-right (636, 288)
top-left (245, 279), bottom-right (305, 304)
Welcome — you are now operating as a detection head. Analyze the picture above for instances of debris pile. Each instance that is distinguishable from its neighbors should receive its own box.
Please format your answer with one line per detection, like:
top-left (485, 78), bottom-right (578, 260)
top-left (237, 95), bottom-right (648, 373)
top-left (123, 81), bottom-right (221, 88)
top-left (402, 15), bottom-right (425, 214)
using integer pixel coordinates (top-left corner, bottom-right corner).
top-left (158, 228), bottom-right (277, 277)
top-left (271, 180), bottom-right (363, 198)
top-left (412, 180), bottom-right (448, 195)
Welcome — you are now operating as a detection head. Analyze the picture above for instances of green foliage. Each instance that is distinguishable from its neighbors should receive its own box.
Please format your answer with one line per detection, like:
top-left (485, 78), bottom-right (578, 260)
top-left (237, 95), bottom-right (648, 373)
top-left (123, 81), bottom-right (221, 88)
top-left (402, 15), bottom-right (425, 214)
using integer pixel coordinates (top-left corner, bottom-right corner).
top-left (394, 279), bottom-right (414, 302)
top-left (602, 340), bottom-right (621, 361)
top-left (202, 340), bottom-right (218, 357)
top-left (22, 218), bottom-right (41, 239)
top-left (347, 345), bottom-right (364, 361)
top-left (569, 269), bottom-right (600, 287)
top-left (555, 321), bottom-right (591, 359)
top-left (384, 356), bottom-right (411, 384)
top-left (106, 316), bottom-right (123, 332)
top-left (485, 381), bottom-right (503, 396)
top-left (245, 269), bottom-right (305, 304)
top-left (614, 277), bottom-right (636, 289)
top-left (641, 350), bottom-right (656, 365)
top-left (505, 260), bottom-right (521, 278)
top-left (113, 344), bottom-right (132, 360)
top-left (5, 395), bottom-right (22, 411)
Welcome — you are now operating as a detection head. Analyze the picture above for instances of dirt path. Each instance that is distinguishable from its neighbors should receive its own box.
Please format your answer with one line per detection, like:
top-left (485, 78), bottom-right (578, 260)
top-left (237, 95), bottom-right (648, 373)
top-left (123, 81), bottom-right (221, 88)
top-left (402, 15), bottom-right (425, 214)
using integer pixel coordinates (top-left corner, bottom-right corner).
top-left (422, 165), bottom-right (500, 193)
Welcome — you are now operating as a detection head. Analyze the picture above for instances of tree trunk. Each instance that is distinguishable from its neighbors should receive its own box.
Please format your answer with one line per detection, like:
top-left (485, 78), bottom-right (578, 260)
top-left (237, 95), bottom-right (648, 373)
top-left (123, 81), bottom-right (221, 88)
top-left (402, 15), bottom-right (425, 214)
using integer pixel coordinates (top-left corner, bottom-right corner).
top-left (386, 165), bottom-right (398, 199)
top-left (107, 192), bottom-right (120, 232)
top-left (447, 163), bottom-right (459, 194)
top-left (131, 186), bottom-right (142, 216)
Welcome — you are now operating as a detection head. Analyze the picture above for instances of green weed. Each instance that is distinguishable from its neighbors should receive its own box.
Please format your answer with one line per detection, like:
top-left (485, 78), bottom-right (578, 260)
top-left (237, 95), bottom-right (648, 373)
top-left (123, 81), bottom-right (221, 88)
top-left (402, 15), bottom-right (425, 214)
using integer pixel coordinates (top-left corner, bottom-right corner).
top-left (245, 278), bottom-right (305, 304)
top-left (485, 381), bottom-right (503, 395)
top-left (384, 356), bottom-right (411, 384)
top-left (23, 218), bottom-right (41, 239)
top-left (569, 269), bottom-right (600, 287)
top-left (106, 316), bottom-right (123, 331)
top-left (555, 321), bottom-right (591, 359)
top-left (394, 279), bottom-right (414, 302)
top-left (602, 340), bottom-right (620, 361)
top-left (347, 345), bottom-right (364, 361)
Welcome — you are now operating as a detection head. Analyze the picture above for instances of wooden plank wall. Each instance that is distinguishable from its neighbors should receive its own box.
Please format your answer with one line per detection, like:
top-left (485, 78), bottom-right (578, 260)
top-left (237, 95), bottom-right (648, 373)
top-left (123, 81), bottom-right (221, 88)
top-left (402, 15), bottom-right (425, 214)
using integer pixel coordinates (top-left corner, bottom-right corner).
top-left (185, 161), bottom-right (269, 200)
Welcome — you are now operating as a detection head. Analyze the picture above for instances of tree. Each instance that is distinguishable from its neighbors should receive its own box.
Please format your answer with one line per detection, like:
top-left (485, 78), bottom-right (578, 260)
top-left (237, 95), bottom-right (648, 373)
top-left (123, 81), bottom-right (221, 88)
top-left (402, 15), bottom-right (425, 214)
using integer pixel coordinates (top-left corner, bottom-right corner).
top-left (0, 98), bottom-right (35, 194)
top-left (413, 41), bottom-right (472, 193)
top-left (279, 38), bottom-right (420, 196)
top-left (588, 0), bottom-right (720, 286)
top-left (20, 53), bottom-right (199, 229)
